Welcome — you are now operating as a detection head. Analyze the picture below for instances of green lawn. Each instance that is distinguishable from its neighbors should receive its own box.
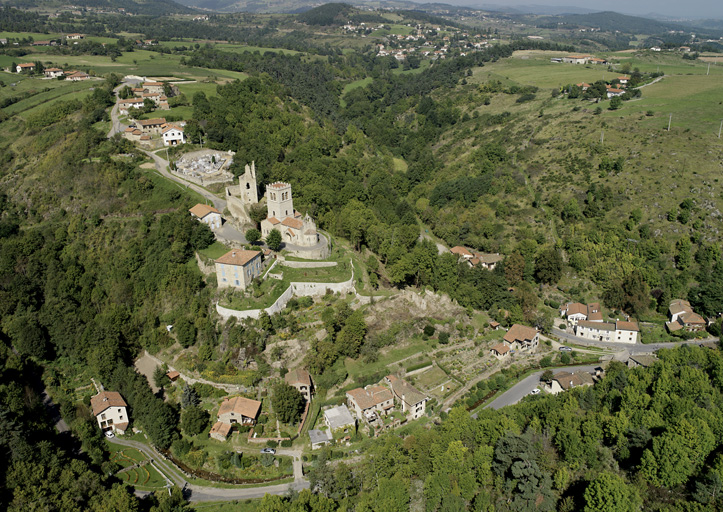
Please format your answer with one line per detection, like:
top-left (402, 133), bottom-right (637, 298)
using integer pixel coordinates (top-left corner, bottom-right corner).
top-left (199, 241), bottom-right (231, 260)
top-left (345, 340), bottom-right (429, 379)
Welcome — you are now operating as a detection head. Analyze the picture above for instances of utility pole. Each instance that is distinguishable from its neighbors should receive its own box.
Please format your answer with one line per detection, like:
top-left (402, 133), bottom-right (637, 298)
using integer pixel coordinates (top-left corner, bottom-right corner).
top-left (719, 119), bottom-right (722, 139)
top-left (668, 113), bottom-right (672, 131)
top-left (600, 129), bottom-right (604, 144)
top-left (707, 62), bottom-right (711, 76)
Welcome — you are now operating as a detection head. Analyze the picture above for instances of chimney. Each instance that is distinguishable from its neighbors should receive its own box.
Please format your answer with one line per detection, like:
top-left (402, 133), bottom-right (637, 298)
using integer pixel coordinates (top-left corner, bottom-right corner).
top-left (232, 251), bottom-right (236, 257)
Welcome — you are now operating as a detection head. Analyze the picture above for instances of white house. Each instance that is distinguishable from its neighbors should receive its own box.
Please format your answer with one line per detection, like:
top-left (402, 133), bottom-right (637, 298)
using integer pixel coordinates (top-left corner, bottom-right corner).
top-left (16, 63), bottom-right (35, 73)
top-left (162, 124), bottom-right (186, 146)
top-left (44, 67), bottom-right (64, 78)
top-left (575, 320), bottom-right (640, 344)
top-left (117, 98), bottom-right (145, 116)
top-left (91, 391), bottom-right (129, 434)
top-left (189, 203), bottom-right (222, 229)
top-left (545, 371), bottom-right (595, 395)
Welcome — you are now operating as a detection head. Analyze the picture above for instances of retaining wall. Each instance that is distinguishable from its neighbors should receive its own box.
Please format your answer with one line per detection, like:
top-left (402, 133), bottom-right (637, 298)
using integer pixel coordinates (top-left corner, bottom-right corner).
top-left (281, 261), bottom-right (337, 269)
top-left (216, 271), bottom-right (355, 321)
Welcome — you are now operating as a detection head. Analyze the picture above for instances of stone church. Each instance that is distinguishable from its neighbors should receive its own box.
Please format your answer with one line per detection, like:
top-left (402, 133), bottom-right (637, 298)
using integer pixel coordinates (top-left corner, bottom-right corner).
top-left (260, 182), bottom-right (319, 247)
top-left (225, 162), bottom-right (319, 247)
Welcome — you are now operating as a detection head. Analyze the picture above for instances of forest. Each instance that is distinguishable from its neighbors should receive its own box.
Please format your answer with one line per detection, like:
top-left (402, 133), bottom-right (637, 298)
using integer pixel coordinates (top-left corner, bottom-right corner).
top-left (2, 2), bottom-right (723, 510)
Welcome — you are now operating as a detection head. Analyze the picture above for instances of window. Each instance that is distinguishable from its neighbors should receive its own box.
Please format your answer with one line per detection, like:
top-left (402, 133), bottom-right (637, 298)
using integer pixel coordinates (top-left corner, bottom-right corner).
top-left (235, 280), bottom-right (240, 286)
top-left (101, 413), bottom-right (106, 420)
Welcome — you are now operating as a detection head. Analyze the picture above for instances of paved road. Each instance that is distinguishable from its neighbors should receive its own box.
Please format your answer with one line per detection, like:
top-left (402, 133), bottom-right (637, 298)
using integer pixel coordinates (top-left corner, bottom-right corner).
top-left (551, 327), bottom-right (717, 353)
top-left (477, 365), bottom-right (599, 414)
top-left (110, 438), bottom-right (309, 502)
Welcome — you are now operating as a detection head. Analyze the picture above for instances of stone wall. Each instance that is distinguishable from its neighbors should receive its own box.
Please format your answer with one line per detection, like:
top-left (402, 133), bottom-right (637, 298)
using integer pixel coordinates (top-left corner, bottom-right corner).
top-left (281, 261), bottom-right (337, 269)
top-left (216, 272), bottom-right (356, 322)
top-left (226, 196), bottom-right (254, 227)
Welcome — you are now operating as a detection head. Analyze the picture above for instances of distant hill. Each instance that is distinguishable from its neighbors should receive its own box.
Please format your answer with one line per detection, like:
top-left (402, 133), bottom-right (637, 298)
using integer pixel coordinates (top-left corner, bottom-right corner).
top-left (534, 10), bottom-right (683, 33)
top-left (0, 0), bottom-right (195, 15)
top-left (297, 3), bottom-right (353, 25)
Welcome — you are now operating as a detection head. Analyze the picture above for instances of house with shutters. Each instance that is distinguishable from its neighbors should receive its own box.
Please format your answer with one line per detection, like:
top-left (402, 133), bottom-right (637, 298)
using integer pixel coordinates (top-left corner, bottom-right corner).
top-left (560, 302), bottom-right (603, 325)
top-left (214, 249), bottom-right (263, 290)
top-left (545, 370), bottom-right (595, 395)
top-left (346, 385), bottom-right (394, 423)
top-left (575, 319), bottom-right (640, 343)
top-left (91, 391), bottom-right (129, 434)
top-left (385, 375), bottom-right (429, 420)
top-left (44, 67), bottom-right (64, 78)
top-left (503, 324), bottom-right (539, 351)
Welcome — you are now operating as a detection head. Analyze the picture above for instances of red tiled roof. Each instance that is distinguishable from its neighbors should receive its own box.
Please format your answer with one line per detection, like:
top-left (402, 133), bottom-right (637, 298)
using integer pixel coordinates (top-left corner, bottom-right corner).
top-left (504, 324), bottom-right (538, 344)
top-left (91, 391), bottom-right (127, 416)
top-left (215, 249), bottom-right (261, 267)
top-left (491, 343), bottom-right (510, 355)
top-left (282, 217), bottom-right (303, 229)
top-left (218, 396), bottom-right (261, 419)
top-left (347, 386), bottom-right (393, 410)
top-left (189, 203), bottom-right (220, 218)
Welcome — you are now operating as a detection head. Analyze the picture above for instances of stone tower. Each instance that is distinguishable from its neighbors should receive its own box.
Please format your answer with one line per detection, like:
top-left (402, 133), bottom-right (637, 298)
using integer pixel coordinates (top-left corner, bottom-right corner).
top-left (237, 161), bottom-right (258, 205)
top-left (266, 182), bottom-right (294, 219)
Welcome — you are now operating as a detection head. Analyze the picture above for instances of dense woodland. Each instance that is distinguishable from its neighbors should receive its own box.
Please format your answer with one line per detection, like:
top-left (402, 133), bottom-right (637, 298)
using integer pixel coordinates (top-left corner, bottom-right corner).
top-left (2, 3), bottom-right (723, 510)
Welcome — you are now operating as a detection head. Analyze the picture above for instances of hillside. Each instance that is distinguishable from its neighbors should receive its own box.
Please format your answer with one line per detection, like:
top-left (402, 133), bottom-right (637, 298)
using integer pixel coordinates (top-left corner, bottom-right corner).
top-left (0, 0), bottom-right (194, 15)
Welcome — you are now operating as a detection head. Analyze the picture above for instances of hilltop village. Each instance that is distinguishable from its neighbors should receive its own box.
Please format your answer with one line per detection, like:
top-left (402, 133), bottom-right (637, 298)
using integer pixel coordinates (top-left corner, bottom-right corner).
top-left (3, 3), bottom-right (723, 510)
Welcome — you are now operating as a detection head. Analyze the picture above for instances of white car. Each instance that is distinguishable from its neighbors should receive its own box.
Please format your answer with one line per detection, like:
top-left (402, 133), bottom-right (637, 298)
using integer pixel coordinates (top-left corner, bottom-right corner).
top-left (104, 431), bottom-right (115, 439)
top-left (529, 389), bottom-right (541, 395)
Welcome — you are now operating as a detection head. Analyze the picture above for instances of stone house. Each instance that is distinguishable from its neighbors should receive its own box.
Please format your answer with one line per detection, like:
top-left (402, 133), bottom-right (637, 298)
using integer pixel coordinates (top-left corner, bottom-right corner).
top-left (142, 81), bottom-right (165, 95)
top-left (136, 118), bottom-right (166, 135)
top-left (214, 249), bottom-right (263, 290)
top-left (308, 429), bottom-right (332, 450)
top-left (91, 391), bottom-right (129, 434)
top-left (217, 396), bottom-right (261, 426)
top-left (385, 375), bottom-right (429, 420)
top-left (666, 299), bottom-right (706, 332)
top-left (66, 71), bottom-right (90, 81)
top-left (346, 385), bottom-right (394, 423)
top-left (490, 342), bottom-right (510, 359)
top-left (285, 368), bottom-right (313, 402)
top-left (503, 324), bottom-right (539, 351)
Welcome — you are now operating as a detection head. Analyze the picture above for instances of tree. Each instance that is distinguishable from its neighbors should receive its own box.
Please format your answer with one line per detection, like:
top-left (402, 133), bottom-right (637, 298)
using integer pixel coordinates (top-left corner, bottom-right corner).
top-left (609, 96), bottom-right (622, 110)
top-left (534, 248), bottom-right (563, 284)
top-left (175, 317), bottom-right (196, 348)
top-left (583, 472), bottom-right (639, 512)
top-left (266, 229), bottom-right (282, 251)
top-left (505, 253), bottom-right (525, 285)
top-left (271, 381), bottom-right (305, 424)
top-left (248, 203), bottom-right (266, 226)
top-left (153, 365), bottom-right (169, 389)
top-left (336, 310), bottom-right (367, 357)
top-left (181, 405), bottom-right (209, 436)
top-left (180, 384), bottom-right (200, 408)
top-left (245, 228), bottom-right (261, 244)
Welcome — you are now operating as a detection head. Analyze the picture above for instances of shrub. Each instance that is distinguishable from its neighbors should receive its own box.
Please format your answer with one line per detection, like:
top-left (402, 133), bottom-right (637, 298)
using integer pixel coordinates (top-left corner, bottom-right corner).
top-left (423, 325), bottom-right (436, 337)
top-left (438, 332), bottom-right (450, 344)
top-left (280, 439), bottom-right (292, 448)
top-left (266, 440), bottom-right (278, 448)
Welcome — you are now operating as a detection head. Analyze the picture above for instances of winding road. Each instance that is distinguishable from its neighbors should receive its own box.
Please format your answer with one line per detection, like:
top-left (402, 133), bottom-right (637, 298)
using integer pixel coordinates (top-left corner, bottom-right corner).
top-left (111, 438), bottom-right (308, 502)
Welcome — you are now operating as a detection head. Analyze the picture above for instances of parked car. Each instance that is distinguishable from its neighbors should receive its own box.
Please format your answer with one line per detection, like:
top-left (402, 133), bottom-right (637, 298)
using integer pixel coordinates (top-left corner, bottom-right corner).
top-left (529, 389), bottom-right (541, 395)
top-left (559, 346), bottom-right (573, 352)
top-left (104, 431), bottom-right (115, 439)
top-left (260, 448), bottom-right (276, 454)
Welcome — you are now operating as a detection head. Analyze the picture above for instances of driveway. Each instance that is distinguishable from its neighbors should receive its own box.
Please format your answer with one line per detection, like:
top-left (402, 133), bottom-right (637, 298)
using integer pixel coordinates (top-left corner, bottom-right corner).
top-left (477, 364), bottom-right (599, 414)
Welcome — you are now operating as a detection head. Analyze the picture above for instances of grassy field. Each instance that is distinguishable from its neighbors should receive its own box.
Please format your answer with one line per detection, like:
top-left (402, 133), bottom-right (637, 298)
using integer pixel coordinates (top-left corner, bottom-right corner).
top-left (2, 50), bottom-right (248, 81)
top-left (470, 50), bottom-right (723, 91)
top-left (345, 339), bottom-right (429, 378)
top-left (1, 77), bottom-right (98, 117)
